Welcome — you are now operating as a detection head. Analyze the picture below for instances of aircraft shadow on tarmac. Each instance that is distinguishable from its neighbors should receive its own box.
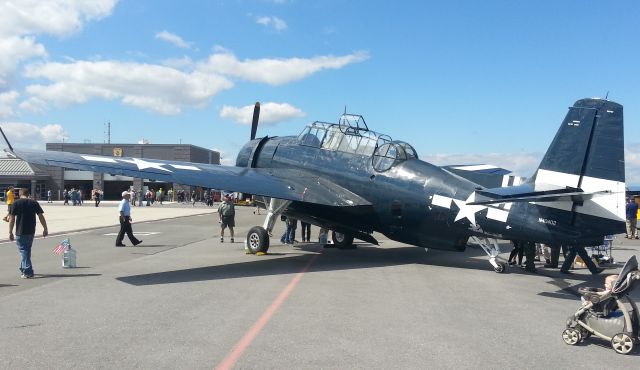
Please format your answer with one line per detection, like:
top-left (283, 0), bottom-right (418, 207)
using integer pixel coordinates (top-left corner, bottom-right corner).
top-left (115, 243), bottom-right (627, 302)
top-left (0, 284), bottom-right (18, 288)
top-left (36, 273), bottom-right (102, 278)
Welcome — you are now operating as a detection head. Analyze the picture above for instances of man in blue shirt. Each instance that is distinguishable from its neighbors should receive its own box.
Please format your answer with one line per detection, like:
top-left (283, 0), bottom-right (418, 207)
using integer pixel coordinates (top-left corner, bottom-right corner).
top-left (116, 191), bottom-right (142, 247)
top-left (626, 197), bottom-right (638, 239)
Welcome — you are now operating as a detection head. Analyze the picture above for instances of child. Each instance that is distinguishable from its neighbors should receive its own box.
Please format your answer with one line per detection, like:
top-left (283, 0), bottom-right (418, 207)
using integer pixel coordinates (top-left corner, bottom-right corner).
top-left (581, 274), bottom-right (619, 306)
top-left (604, 274), bottom-right (619, 293)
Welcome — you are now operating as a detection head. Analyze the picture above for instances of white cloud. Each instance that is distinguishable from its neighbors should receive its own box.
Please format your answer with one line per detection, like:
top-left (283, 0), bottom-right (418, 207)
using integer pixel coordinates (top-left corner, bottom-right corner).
top-left (0, 91), bottom-right (20, 118)
top-left (161, 56), bottom-right (194, 69)
top-left (0, 122), bottom-right (67, 149)
top-left (155, 30), bottom-right (191, 49)
top-left (21, 60), bottom-right (234, 115)
top-left (212, 147), bottom-right (237, 166)
top-left (0, 0), bottom-right (117, 88)
top-left (199, 50), bottom-right (370, 85)
top-left (625, 144), bottom-right (640, 184)
top-left (0, 36), bottom-right (47, 87)
top-left (20, 49), bottom-right (367, 115)
top-left (256, 16), bottom-right (288, 31)
top-left (220, 102), bottom-right (305, 126)
top-left (0, 0), bottom-right (117, 38)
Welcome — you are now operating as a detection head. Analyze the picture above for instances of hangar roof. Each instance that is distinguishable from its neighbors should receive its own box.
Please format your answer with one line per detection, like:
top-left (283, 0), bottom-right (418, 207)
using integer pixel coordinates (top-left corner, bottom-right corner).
top-left (0, 158), bottom-right (49, 177)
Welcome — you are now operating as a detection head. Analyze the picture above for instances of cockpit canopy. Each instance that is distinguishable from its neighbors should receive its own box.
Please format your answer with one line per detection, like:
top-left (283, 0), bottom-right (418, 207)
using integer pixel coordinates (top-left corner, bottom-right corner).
top-left (297, 114), bottom-right (418, 171)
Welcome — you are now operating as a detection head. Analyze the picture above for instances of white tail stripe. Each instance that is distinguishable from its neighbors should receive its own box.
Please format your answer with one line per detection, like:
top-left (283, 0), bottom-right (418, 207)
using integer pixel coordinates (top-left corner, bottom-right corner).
top-left (533, 169), bottom-right (625, 221)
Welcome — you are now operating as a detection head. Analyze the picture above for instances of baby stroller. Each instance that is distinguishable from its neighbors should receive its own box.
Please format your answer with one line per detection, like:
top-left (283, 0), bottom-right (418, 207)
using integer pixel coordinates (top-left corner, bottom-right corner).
top-left (562, 255), bottom-right (640, 354)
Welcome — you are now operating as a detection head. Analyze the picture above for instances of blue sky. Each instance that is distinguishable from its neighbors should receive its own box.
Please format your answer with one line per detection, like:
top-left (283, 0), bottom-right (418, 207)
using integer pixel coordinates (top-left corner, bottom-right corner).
top-left (2, 0), bottom-right (640, 181)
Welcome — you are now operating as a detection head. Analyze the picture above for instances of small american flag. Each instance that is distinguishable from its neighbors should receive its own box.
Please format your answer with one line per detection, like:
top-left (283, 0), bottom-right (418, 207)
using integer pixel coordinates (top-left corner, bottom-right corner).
top-left (53, 239), bottom-right (70, 255)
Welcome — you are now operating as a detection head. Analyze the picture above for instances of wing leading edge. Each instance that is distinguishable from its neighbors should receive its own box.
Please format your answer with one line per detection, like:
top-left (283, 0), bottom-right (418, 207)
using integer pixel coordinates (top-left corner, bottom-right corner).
top-left (11, 148), bottom-right (371, 207)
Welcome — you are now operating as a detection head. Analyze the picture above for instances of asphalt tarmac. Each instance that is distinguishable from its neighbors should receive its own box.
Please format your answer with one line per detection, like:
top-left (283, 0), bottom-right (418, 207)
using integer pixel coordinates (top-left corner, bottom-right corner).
top-left (0, 204), bottom-right (638, 369)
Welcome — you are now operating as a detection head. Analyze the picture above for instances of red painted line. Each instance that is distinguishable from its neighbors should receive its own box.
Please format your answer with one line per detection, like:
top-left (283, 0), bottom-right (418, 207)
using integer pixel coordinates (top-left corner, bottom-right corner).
top-left (215, 254), bottom-right (318, 370)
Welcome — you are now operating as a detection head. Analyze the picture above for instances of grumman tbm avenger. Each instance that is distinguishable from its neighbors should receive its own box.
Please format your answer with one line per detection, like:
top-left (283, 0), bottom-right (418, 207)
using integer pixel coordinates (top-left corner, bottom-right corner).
top-left (1, 98), bottom-right (626, 272)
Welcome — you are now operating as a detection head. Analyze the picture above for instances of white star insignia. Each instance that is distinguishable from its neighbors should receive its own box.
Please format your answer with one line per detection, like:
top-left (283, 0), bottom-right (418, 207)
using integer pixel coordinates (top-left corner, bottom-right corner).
top-left (453, 192), bottom-right (487, 226)
top-left (119, 157), bottom-right (172, 172)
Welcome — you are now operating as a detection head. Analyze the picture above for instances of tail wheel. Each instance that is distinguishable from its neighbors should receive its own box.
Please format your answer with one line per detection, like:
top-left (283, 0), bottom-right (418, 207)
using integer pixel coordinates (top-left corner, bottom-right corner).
top-left (562, 328), bottom-right (581, 345)
top-left (332, 231), bottom-right (354, 248)
top-left (246, 226), bottom-right (269, 254)
top-left (611, 333), bottom-right (634, 354)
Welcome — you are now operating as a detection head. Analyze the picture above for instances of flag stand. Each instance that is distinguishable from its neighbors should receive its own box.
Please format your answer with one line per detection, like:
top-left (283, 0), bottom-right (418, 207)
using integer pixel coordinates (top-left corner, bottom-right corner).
top-left (54, 238), bottom-right (76, 268)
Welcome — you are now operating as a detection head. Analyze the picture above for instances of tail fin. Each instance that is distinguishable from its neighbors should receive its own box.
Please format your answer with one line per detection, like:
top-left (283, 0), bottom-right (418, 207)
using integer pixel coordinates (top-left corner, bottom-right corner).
top-left (531, 98), bottom-right (626, 222)
top-left (534, 98), bottom-right (624, 183)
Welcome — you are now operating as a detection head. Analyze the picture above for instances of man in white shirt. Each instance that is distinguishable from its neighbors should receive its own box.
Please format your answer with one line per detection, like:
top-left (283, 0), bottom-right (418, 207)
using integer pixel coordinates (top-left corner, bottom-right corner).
top-left (115, 191), bottom-right (142, 247)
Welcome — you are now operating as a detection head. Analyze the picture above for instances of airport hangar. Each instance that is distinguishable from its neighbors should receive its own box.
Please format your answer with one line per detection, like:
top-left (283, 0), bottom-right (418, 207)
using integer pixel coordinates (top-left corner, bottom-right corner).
top-left (0, 143), bottom-right (220, 200)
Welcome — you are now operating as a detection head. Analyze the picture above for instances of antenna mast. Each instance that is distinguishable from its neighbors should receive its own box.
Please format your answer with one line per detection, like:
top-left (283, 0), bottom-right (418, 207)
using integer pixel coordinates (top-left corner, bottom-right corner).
top-left (105, 121), bottom-right (111, 144)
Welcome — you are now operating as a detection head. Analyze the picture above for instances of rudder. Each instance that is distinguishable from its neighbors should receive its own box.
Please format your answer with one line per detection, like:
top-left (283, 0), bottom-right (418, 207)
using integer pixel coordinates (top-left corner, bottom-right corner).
top-left (531, 98), bottom-right (626, 225)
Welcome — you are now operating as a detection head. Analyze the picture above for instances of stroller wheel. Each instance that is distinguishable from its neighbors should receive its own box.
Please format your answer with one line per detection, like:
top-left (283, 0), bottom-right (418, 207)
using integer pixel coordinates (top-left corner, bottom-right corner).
top-left (611, 333), bottom-right (634, 355)
top-left (562, 328), bottom-right (581, 345)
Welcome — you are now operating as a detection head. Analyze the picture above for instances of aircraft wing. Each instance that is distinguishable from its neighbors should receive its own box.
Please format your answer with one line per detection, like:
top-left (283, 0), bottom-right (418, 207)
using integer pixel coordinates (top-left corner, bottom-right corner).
top-left (10, 148), bottom-right (371, 207)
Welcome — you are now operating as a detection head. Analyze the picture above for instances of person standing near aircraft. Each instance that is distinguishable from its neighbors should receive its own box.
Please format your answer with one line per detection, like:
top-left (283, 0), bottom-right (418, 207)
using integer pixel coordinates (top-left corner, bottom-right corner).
top-left (625, 197), bottom-right (638, 239)
top-left (115, 191), bottom-right (142, 247)
top-left (300, 221), bottom-right (311, 242)
top-left (8, 188), bottom-right (48, 278)
top-left (523, 241), bottom-right (537, 273)
top-left (544, 244), bottom-right (567, 269)
top-left (218, 194), bottom-right (235, 243)
top-left (287, 217), bottom-right (298, 244)
top-left (507, 241), bottom-right (523, 266)
top-left (560, 246), bottom-right (603, 274)
top-left (3, 186), bottom-right (15, 222)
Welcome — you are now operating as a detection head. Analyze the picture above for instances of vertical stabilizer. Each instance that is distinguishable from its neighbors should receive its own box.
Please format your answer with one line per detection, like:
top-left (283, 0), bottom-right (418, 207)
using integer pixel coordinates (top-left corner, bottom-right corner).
top-left (531, 98), bottom-right (625, 222)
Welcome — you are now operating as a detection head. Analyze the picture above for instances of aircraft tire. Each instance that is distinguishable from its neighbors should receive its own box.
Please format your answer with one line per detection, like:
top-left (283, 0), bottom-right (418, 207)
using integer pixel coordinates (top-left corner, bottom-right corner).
top-left (246, 226), bottom-right (270, 254)
top-left (494, 263), bottom-right (506, 273)
top-left (332, 231), bottom-right (354, 248)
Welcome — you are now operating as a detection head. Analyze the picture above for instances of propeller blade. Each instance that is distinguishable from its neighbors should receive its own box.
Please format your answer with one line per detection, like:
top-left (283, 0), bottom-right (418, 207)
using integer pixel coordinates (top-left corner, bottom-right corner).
top-left (250, 102), bottom-right (260, 140)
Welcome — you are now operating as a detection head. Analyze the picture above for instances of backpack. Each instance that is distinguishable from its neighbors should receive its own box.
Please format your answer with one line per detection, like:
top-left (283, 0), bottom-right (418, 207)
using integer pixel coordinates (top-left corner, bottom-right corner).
top-left (221, 203), bottom-right (235, 217)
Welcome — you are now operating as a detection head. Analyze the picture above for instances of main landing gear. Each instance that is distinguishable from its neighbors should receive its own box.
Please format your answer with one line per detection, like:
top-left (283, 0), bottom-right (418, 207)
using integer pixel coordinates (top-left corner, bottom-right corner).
top-left (244, 197), bottom-right (290, 255)
top-left (331, 231), bottom-right (355, 249)
top-left (469, 236), bottom-right (507, 273)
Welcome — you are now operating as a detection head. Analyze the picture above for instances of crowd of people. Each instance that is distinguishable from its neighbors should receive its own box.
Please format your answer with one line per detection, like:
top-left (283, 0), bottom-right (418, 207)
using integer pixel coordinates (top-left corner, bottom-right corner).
top-left (507, 241), bottom-right (606, 275)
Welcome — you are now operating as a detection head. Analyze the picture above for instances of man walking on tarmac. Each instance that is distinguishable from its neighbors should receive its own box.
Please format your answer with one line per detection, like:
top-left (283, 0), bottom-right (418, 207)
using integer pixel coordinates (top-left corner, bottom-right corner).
top-left (8, 188), bottom-right (48, 278)
top-left (115, 191), bottom-right (142, 247)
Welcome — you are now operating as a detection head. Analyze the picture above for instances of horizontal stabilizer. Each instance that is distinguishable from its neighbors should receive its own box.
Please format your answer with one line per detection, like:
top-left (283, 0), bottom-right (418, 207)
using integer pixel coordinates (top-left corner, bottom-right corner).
top-left (469, 183), bottom-right (613, 205)
top-left (442, 164), bottom-right (520, 188)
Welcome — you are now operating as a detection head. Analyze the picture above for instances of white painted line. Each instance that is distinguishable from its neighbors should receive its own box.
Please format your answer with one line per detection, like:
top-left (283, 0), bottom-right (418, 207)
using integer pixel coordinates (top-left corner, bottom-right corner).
top-left (103, 232), bottom-right (161, 236)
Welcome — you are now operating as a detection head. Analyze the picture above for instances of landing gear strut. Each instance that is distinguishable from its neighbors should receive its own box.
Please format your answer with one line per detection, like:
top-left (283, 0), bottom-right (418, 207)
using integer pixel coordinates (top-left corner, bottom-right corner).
top-left (470, 236), bottom-right (506, 273)
top-left (245, 197), bottom-right (291, 255)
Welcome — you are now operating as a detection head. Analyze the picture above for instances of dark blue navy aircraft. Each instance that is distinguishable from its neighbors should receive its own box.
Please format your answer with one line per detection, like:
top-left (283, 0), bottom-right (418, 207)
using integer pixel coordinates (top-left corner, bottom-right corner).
top-left (2, 98), bottom-right (626, 272)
